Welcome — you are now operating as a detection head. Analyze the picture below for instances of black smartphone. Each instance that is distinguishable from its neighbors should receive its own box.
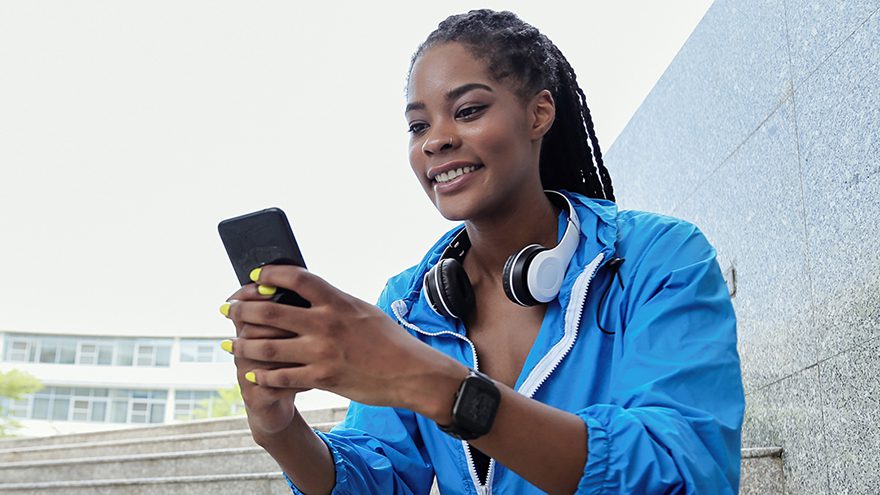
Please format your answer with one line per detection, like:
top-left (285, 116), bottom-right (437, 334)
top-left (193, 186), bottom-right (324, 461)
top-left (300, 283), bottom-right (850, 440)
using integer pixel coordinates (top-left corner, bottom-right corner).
top-left (218, 207), bottom-right (311, 307)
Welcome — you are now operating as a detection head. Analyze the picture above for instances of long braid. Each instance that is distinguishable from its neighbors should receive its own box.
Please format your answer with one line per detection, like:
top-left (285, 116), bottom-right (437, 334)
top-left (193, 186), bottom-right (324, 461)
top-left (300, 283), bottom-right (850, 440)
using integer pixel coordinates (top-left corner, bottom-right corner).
top-left (411, 9), bottom-right (616, 202)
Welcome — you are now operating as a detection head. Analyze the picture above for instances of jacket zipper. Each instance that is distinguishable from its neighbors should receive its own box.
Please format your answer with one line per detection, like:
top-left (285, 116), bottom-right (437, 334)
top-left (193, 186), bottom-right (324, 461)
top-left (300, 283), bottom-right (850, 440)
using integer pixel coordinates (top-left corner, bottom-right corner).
top-left (390, 301), bottom-right (487, 493)
top-left (391, 251), bottom-right (604, 495)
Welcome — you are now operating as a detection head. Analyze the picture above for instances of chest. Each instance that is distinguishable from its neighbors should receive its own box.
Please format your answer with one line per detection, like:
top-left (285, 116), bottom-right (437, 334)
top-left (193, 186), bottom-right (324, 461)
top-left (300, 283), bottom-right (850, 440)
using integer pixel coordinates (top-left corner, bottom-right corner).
top-left (464, 285), bottom-right (547, 389)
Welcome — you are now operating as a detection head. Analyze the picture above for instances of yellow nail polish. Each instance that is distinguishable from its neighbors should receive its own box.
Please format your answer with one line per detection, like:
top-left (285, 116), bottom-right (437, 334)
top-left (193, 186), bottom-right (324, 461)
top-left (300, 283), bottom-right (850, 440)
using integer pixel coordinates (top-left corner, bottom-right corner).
top-left (245, 371), bottom-right (257, 384)
top-left (257, 285), bottom-right (277, 296)
top-left (249, 267), bottom-right (262, 282)
top-left (219, 303), bottom-right (231, 317)
top-left (220, 339), bottom-right (233, 354)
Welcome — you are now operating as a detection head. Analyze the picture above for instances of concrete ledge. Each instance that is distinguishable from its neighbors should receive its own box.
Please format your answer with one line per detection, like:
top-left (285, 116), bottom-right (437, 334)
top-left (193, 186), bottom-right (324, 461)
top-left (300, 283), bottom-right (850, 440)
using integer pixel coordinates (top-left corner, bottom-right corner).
top-left (741, 447), bottom-right (784, 458)
top-left (0, 447), bottom-right (278, 483)
top-left (0, 472), bottom-right (291, 495)
top-left (0, 407), bottom-right (347, 449)
top-left (0, 421), bottom-right (337, 463)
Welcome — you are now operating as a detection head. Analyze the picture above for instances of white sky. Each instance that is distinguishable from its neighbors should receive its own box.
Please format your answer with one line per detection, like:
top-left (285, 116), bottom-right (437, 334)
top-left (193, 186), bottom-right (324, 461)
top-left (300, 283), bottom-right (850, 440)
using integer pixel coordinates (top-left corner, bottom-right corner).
top-left (0, 1), bottom-right (713, 338)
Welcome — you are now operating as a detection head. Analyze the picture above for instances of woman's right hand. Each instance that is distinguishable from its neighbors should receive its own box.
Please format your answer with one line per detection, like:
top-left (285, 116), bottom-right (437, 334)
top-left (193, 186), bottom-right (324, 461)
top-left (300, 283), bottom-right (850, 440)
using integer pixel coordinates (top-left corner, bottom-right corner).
top-left (223, 283), bottom-right (310, 440)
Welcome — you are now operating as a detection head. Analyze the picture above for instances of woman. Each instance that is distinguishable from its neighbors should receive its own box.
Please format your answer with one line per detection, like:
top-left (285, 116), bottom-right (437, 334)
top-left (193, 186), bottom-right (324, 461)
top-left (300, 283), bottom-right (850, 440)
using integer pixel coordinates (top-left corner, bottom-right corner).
top-left (220, 10), bottom-right (745, 494)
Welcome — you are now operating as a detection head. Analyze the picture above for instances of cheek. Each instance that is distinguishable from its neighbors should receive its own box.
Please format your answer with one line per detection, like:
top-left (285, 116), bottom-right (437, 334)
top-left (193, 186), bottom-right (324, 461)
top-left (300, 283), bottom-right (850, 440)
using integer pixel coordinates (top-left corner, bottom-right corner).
top-left (465, 119), bottom-right (523, 163)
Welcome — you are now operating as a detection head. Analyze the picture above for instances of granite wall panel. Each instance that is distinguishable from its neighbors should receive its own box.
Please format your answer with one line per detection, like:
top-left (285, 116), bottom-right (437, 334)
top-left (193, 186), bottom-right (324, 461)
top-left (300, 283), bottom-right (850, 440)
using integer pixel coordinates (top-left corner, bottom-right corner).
top-left (820, 337), bottom-right (880, 494)
top-left (785, 0), bottom-right (880, 86)
top-left (606, 0), bottom-right (791, 215)
top-left (674, 98), bottom-right (814, 393)
top-left (741, 367), bottom-right (829, 495)
top-left (794, 9), bottom-right (880, 360)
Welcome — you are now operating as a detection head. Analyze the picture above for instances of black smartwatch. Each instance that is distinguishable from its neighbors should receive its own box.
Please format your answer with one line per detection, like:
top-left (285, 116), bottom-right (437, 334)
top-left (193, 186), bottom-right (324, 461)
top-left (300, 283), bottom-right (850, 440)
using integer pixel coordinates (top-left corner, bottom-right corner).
top-left (437, 369), bottom-right (500, 441)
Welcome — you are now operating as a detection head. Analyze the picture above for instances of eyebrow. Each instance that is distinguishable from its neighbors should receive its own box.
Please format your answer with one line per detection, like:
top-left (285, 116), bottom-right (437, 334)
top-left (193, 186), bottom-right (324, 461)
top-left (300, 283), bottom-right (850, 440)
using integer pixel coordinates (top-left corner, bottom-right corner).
top-left (405, 83), bottom-right (493, 114)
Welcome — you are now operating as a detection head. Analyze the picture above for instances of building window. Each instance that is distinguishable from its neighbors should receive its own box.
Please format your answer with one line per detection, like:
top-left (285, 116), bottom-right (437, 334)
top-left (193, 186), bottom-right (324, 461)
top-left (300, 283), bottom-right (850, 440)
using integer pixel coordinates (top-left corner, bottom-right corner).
top-left (179, 339), bottom-right (233, 363)
top-left (10, 387), bottom-right (166, 424)
top-left (5, 336), bottom-right (34, 362)
top-left (134, 341), bottom-right (171, 367)
top-left (2, 333), bottom-right (172, 368)
top-left (174, 390), bottom-right (215, 420)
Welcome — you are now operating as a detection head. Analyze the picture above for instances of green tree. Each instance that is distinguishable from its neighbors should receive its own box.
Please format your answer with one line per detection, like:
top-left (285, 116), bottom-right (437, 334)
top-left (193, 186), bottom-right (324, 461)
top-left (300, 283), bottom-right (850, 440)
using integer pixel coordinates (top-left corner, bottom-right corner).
top-left (193, 384), bottom-right (245, 419)
top-left (0, 369), bottom-right (43, 437)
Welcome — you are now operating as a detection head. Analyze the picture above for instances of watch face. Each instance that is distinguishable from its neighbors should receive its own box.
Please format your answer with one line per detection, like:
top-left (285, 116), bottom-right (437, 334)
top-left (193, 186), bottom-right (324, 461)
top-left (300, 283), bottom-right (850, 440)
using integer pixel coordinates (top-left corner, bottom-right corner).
top-left (456, 376), bottom-right (500, 433)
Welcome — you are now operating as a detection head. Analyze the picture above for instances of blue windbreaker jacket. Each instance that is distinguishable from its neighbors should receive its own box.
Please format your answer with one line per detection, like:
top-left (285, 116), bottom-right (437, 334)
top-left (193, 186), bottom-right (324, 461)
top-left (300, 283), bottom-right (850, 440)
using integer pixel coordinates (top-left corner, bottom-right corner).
top-left (286, 191), bottom-right (745, 494)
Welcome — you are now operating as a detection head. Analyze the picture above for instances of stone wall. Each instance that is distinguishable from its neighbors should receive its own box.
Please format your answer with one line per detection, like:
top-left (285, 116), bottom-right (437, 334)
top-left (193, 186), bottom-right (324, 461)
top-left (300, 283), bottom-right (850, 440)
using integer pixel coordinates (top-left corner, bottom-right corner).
top-left (604, 1), bottom-right (880, 493)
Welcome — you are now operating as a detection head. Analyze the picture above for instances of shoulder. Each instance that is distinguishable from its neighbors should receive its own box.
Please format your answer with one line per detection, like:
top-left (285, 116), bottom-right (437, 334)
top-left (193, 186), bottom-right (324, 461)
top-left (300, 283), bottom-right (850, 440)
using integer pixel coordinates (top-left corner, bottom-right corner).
top-left (615, 209), bottom-right (716, 264)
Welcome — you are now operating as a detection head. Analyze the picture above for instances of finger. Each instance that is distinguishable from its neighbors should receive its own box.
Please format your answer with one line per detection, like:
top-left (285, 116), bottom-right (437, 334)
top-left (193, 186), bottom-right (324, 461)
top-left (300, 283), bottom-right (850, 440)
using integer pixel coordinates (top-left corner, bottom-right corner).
top-left (238, 323), bottom-right (297, 340)
top-left (245, 366), bottom-right (322, 390)
top-left (251, 265), bottom-right (337, 306)
top-left (238, 374), bottom-right (309, 408)
top-left (233, 336), bottom-right (329, 366)
top-left (229, 300), bottom-right (316, 335)
top-left (226, 283), bottom-right (274, 302)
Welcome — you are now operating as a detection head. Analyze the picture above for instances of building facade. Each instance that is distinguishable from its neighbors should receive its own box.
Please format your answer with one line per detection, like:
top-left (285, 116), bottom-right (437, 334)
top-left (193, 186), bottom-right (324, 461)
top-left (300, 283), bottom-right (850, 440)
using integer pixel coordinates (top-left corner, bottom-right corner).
top-left (0, 328), bottom-right (240, 436)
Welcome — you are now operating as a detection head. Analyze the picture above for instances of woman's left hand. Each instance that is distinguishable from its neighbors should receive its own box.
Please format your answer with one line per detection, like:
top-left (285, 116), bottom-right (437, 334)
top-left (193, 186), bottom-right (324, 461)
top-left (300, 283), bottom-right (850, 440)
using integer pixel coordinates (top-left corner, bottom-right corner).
top-left (225, 265), bottom-right (467, 419)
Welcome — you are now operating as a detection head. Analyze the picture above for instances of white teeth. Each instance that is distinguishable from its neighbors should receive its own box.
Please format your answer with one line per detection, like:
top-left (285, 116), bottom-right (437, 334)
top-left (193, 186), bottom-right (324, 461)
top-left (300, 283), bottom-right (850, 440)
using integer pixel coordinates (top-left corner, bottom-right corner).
top-left (434, 165), bottom-right (478, 184)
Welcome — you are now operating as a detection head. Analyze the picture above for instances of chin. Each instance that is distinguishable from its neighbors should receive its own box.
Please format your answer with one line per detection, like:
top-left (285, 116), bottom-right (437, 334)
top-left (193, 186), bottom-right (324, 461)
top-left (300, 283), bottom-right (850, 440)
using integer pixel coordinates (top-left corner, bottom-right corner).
top-left (431, 194), bottom-right (482, 222)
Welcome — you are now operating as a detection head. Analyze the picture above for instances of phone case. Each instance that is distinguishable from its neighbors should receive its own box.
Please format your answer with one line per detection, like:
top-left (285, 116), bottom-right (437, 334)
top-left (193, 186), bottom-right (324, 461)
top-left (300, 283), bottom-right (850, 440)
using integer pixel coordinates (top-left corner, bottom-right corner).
top-left (218, 208), bottom-right (311, 307)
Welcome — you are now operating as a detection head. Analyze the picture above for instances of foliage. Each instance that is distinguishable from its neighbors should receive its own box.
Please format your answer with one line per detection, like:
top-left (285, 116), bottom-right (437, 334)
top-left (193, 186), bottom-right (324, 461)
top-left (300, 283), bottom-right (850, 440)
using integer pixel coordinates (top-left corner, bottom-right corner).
top-left (0, 369), bottom-right (43, 437)
top-left (193, 384), bottom-right (245, 419)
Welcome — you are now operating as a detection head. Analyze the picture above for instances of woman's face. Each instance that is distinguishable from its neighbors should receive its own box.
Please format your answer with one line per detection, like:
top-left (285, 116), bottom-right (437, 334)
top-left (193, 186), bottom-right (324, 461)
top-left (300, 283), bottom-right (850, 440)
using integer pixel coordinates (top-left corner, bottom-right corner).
top-left (405, 42), bottom-right (551, 221)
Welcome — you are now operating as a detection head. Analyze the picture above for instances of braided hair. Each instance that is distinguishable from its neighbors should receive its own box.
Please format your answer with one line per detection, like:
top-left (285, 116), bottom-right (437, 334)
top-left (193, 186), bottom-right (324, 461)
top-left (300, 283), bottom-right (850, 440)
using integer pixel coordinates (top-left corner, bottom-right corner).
top-left (410, 9), bottom-right (615, 202)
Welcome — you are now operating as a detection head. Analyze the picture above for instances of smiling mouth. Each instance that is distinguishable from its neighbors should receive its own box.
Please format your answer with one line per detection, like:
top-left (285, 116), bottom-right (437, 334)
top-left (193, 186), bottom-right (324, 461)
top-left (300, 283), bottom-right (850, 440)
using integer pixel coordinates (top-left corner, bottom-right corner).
top-left (432, 164), bottom-right (484, 184)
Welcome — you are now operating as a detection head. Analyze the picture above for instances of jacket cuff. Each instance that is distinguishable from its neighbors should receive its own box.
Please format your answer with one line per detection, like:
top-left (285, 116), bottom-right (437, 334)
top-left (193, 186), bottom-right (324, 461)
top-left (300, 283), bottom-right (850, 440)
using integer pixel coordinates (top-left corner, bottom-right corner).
top-left (577, 411), bottom-right (612, 494)
top-left (284, 430), bottom-right (349, 494)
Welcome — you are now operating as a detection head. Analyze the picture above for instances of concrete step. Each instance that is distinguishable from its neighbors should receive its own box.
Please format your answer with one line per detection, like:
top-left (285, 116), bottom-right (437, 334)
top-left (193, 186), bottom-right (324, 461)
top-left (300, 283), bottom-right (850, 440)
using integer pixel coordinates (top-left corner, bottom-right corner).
top-left (0, 446), bottom-right (279, 483)
top-left (740, 447), bottom-right (784, 494)
top-left (0, 472), bottom-right (292, 494)
top-left (0, 407), bottom-right (347, 450)
top-left (0, 421), bottom-right (336, 463)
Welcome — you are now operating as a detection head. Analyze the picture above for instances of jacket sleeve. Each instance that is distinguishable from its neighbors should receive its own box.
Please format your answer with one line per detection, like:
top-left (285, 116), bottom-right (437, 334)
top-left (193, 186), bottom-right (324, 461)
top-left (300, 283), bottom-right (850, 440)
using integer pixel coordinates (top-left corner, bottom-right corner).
top-left (285, 404), bottom-right (434, 495)
top-left (576, 220), bottom-right (745, 494)
top-left (285, 278), bottom-right (435, 495)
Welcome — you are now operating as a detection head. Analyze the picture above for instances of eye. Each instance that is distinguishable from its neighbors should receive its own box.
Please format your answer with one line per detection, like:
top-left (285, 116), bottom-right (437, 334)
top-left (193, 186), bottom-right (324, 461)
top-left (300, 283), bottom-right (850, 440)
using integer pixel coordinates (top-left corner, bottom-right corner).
top-left (407, 122), bottom-right (429, 135)
top-left (456, 105), bottom-right (486, 120)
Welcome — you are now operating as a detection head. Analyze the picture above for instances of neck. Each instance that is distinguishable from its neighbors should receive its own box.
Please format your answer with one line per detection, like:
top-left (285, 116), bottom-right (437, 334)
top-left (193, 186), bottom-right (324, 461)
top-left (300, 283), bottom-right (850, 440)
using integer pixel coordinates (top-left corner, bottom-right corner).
top-left (462, 188), bottom-right (560, 284)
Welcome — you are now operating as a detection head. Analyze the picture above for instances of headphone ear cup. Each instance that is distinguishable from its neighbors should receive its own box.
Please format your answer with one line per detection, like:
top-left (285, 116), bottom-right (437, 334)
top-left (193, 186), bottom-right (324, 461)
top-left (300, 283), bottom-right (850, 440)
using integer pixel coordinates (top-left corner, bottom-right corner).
top-left (423, 258), bottom-right (474, 319)
top-left (436, 258), bottom-right (475, 320)
top-left (501, 255), bottom-right (517, 303)
top-left (503, 245), bottom-right (546, 307)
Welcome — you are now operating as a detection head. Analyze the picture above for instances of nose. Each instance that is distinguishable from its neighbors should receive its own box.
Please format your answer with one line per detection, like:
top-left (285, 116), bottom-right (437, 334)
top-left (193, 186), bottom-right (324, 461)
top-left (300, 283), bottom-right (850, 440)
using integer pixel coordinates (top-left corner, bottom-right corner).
top-left (421, 132), bottom-right (457, 156)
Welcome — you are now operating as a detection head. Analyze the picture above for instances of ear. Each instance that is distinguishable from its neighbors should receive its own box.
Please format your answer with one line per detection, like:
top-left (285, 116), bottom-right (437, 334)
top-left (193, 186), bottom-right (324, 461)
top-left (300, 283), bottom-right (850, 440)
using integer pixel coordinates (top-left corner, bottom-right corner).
top-left (528, 89), bottom-right (555, 141)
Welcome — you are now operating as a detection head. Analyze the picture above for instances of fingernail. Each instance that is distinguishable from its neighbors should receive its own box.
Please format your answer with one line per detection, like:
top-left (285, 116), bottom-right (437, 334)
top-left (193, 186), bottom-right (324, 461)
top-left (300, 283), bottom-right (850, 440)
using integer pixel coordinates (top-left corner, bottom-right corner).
top-left (220, 339), bottom-right (233, 354)
top-left (249, 267), bottom-right (262, 282)
top-left (245, 371), bottom-right (257, 384)
top-left (219, 303), bottom-right (231, 317)
top-left (257, 284), bottom-right (277, 296)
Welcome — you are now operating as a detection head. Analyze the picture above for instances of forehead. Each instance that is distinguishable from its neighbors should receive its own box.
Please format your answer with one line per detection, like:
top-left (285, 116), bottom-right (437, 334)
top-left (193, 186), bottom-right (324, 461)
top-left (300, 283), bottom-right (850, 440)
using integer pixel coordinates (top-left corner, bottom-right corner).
top-left (406, 43), bottom-right (495, 101)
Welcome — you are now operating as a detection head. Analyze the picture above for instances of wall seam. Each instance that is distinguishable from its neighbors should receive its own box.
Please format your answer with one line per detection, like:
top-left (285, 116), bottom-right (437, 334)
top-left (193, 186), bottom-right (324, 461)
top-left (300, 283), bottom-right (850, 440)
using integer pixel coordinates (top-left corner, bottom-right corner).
top-left (750, 333), bottom-right (880, 393)
top-left (792, 4), bottom-right (880, 90)
top-left (782, 0), bottom-right (831, 493)
top-left (671, 94), bottom-right (790, 215)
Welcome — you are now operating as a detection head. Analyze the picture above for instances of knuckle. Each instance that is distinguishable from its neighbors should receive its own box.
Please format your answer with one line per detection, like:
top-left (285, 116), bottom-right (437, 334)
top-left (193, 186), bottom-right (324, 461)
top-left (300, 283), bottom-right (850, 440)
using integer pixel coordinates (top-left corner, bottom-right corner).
top-left (313, 366), bottom-right (338, 389)
top-left (276, 372), bottom-right (293, 388)
top-left (259, 303), bottom-right (281, 324)
top-left (259, 341), bottom-right (278, 361)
